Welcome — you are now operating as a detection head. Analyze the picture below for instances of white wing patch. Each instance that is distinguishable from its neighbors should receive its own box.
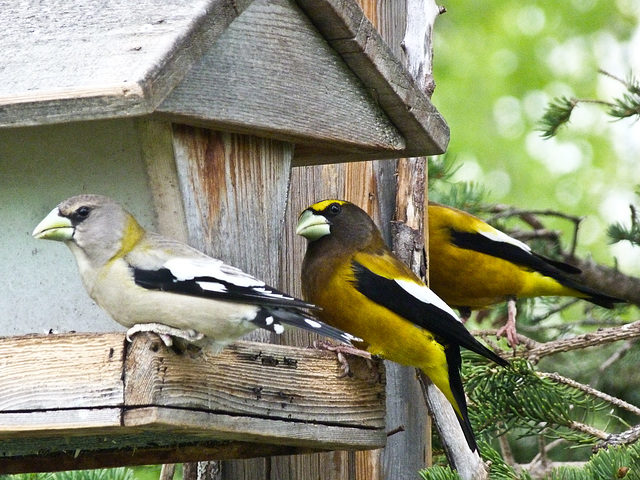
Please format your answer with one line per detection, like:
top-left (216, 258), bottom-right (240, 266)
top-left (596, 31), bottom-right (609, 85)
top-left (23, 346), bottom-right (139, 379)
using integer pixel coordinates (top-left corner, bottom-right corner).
top-left (196, 281), bottom-right (228, 293)
top-left (253, 287), bottom-right (295, 301)
top-left (304, 318), bottom-right (323, 329)
top-left (477, 225), bottom-right (531, 252)
top-left (163, 257), bottom-right (301, 303)
top-left (164, 257), bottom-right (264, 287)
top-left (394, 279), bottom-right (461, 323)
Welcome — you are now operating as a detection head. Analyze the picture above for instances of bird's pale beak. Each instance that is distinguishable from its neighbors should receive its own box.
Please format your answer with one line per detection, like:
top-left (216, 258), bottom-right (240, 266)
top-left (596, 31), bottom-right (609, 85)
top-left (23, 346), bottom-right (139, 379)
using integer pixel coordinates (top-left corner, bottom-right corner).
top-left (296, 210), bottom-right (331, 241)
top-left (33, 207), bottom-right (74, 241)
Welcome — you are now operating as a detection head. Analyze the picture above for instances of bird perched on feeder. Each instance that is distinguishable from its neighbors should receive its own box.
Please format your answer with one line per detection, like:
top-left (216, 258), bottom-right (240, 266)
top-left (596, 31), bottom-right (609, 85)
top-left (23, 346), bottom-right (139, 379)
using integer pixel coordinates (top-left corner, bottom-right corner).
top-left (296, 199), bottom-right (509, 452)
top-left (32, 194), bottom-right (359, 352)
top-left (427, 202), bottom-right (624, 346)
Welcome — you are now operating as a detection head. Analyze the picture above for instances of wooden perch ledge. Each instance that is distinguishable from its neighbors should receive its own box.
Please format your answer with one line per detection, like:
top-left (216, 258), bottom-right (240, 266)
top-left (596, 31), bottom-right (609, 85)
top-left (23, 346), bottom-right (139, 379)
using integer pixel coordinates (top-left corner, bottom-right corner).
top-left (0, 333), bottom-right (386, 474)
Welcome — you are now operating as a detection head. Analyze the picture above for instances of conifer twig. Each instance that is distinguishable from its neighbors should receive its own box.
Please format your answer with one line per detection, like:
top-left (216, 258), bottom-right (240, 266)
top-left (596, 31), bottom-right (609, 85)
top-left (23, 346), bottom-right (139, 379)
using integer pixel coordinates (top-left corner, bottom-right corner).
top-left (565, 420), bottom-right (609, 440)
top-left (598, 424), bottom-right (640, 448)
top-left (488, 206), bottom-right (583, 225)
top-left (538, 372), bottom-right (640, 416)
top-left (504, 320), bottom-right (640, 363)
top-left (497, 429), bottom-right (515, 466)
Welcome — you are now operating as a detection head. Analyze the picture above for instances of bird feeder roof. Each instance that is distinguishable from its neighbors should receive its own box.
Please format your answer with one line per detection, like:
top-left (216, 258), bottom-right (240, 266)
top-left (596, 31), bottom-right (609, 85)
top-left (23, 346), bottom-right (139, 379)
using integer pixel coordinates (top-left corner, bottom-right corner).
top-left (0, 0), bottom-right (449, 164)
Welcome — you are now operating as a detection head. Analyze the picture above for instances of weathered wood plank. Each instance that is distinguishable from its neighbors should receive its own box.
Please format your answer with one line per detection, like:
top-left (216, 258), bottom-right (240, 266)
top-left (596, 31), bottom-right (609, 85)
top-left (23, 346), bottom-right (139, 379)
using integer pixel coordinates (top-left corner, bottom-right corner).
top-left (124, 335), bottom-right (386, 429)
top-left (136, 119), bottom-right (189, 244)
top-left (158, 0), bottom-right (405, 161)
top-left (0, 0), bottom-right (249, 127)
top-left (0, 333), bottom-right (125, 411)
top-left (0, 441), bottom-right (315, 475)
top-left (296, 0), bottom-right (450, 161)
top-left (0, 333), bottom-right (385, 474)
top-left (171, 125), bottom-right (293, 285)
top-left (125, 407), bottom-right (385, 450)
top-left (0, 409), bottom-right (122, 435)
top-left (171, 124), bottom-right (301, 478)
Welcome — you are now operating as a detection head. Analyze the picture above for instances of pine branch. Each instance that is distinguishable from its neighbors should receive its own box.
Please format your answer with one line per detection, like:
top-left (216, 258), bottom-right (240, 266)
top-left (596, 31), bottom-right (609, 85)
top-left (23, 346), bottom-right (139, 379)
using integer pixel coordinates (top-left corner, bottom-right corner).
top-left (488, 206), bottom-right (584, 225)
top-left (539, 96), bottom-right (578, 138)
top-left (465, 357), bottom-right (605, 444)
top-left (607, 204), bottom-right (640, 247)
top-left (499, 320), bottom-right (640, 363)
top-left (598, 424), bottom-right (640, 448)
top-left (601, 70), bottom-right (640, 119)
top-left (538, 372), bottom-right (640, 417)
top-left (539, 69), bottom-right (640, 138)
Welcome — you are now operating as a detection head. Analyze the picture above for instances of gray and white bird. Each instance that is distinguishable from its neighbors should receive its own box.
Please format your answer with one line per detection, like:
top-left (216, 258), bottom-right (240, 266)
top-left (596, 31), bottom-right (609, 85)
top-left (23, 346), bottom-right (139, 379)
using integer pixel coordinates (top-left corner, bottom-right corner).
top-left (33, 194), bottom-right (358, 352)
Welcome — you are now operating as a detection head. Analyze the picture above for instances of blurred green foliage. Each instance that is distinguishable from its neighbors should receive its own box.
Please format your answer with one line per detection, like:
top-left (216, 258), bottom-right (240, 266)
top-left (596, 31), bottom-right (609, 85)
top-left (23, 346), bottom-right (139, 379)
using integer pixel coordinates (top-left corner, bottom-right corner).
top-left (432, 0), bottom-right (640, 272)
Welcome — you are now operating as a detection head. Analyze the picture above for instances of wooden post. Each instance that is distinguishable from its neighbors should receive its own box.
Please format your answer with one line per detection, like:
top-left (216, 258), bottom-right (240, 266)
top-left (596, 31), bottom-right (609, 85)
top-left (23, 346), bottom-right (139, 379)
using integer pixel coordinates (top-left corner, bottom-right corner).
top-left (171, 126), bottom-right (296, 479)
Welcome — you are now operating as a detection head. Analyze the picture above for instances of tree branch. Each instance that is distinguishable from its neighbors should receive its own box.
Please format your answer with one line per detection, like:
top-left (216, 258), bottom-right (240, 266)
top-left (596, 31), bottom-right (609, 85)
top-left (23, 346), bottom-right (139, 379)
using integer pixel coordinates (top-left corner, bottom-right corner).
top-left (560, 254), bottom-right (640, 307)
top-left (475, 205), bottom-right (640, 306)
top-left (538, 372), bottom-right (640, 416)
top-left (597, 424), bottom-right (640, 448)
top-left (506, 320), bottom-right (640, 363)
top-left (487, 205), bottom-right (584, 226)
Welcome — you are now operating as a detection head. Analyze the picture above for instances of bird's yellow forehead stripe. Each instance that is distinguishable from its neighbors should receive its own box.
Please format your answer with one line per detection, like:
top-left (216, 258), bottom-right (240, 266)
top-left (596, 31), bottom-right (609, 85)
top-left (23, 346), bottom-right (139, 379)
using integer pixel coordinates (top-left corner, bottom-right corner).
top-left (310, 199), bottom-right (348, 212)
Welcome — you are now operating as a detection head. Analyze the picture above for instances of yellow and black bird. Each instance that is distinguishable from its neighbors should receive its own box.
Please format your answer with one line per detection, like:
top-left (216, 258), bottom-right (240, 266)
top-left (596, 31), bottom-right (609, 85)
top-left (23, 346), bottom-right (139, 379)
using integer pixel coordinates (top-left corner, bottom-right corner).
top-left (296, 199), bottom-right (509, 452)
top-left (428, 202), bottom-right (624, 345)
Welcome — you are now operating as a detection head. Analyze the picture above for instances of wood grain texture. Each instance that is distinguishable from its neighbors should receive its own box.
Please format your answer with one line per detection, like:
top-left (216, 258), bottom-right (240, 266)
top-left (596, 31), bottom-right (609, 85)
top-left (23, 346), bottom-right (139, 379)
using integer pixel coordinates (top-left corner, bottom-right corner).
top-left (0, 333), bottom-right (125, 412)
top-left (171, 125), bottom-right (292, 285)
top-left (296, 0), bottom-right (450, 161)
top-left (0, 333), bottom-right (385, 474)
top-left (0, 0), bottom-right (246, 127)
top-left (124, 336), bottom-right (385, 429)
top-left (0, 441), bottom-right (314, 475)
top-left (125, 407), bottom-right (384, 449)
top-left (136, 119), bottom-right (189, 243)
top-left (2, 0), bottom-right (448, 166)
top-left (158, 0), bottom-right (405, 161)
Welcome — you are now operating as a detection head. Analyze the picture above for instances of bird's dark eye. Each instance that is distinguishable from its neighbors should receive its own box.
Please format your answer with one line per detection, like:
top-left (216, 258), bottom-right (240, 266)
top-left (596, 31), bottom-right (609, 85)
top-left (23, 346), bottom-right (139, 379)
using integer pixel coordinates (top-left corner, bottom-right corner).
top-left (328, 203), bottom-right (341, 215)
top-left (75, 206), bottom-right (91, 219)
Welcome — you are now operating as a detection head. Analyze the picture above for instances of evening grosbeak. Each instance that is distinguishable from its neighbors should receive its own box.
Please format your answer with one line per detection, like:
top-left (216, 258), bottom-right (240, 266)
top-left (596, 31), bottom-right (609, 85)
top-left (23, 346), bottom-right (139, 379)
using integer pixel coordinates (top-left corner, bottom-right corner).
top-left (296, 199), bottom-right (509, 452)
top-left (428, 202), bottom-right (624, 346)
top-left (32, 194), bottom-right (358, 352)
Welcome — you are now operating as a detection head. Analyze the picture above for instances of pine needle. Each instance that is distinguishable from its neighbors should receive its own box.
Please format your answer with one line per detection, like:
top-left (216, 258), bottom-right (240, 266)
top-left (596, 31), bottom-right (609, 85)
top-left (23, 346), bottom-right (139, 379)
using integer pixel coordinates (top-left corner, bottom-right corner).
top-left (539, 96), bottom-right (577, 138)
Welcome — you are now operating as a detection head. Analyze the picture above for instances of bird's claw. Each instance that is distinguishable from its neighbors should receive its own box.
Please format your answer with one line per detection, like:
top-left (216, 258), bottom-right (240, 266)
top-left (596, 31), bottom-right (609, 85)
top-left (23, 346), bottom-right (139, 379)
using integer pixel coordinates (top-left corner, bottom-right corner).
top-left (496, 299), bottom-right (519, 347)
top-left (126, 323), bottom-right (205, 347)
top-left (314, 341), bottom-right (372, 377)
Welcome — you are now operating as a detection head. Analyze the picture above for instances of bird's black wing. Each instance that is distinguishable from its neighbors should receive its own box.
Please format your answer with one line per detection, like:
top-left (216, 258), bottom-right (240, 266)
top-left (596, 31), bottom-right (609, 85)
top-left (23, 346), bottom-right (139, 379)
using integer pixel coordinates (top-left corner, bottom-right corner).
top-left (351, 261), bottom-right (509, 367)
top-left (134, 266), bottom-right (360, 344)
top-left (450, 229), bottom-right (623, 308)
top-left (133, 264), bottom-right (313, 309)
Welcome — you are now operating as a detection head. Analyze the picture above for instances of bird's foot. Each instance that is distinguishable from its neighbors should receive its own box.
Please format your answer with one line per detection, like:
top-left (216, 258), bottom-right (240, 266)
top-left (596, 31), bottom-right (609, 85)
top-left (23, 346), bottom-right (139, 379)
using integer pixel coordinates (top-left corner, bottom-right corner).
top-left (496, 298), bottom-right (519, 347)
top-left (314, 341), bottom-right (372, 378)
top-left (126, 323), bottom-right (205, 347)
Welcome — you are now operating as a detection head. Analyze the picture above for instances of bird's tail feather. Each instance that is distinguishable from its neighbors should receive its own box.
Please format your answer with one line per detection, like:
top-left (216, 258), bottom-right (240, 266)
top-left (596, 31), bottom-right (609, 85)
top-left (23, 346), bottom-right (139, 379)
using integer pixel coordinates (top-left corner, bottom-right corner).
top-left (424, 346), bottom-right (478, 452)
top-left (258, 307), bottom-right (361, 345)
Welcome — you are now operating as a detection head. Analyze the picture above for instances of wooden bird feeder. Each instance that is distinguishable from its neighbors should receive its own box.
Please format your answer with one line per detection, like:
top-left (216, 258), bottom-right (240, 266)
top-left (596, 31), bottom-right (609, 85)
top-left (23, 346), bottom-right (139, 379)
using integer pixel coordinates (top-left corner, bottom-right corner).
top-left (0, 0), bottom-right (448, 473)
